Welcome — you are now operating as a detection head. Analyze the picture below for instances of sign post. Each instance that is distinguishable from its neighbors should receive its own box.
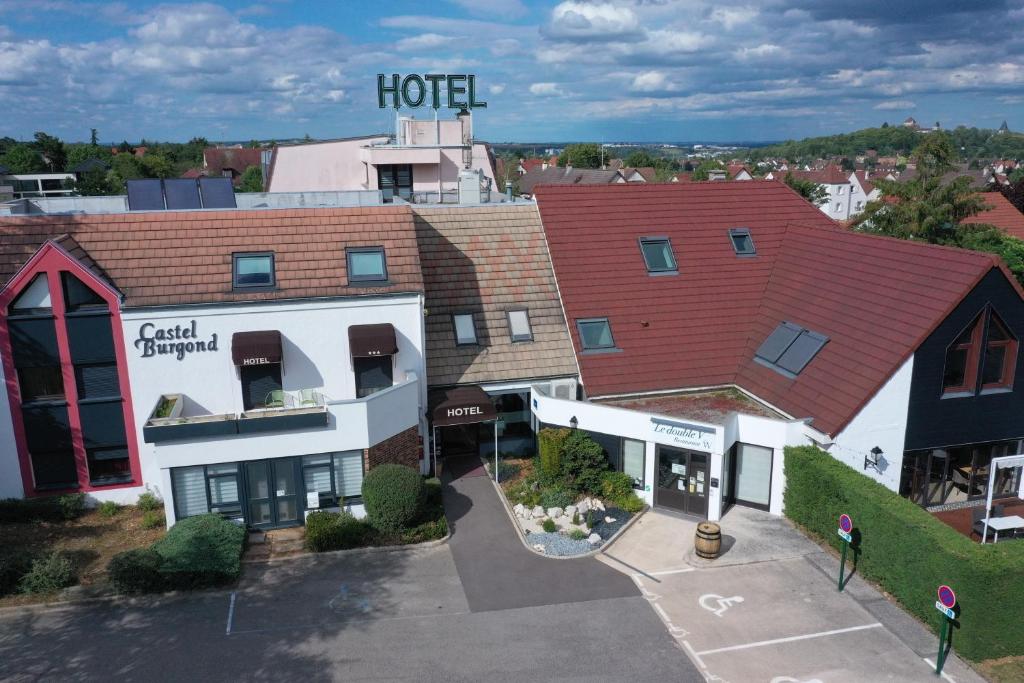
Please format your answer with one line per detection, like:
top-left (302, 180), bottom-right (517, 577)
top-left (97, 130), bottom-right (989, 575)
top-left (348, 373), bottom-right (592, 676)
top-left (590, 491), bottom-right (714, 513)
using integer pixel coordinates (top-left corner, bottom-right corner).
top-left (837, 514), bottom-right (853, 591)
top-left (935, 585), bottom-right (957, 676)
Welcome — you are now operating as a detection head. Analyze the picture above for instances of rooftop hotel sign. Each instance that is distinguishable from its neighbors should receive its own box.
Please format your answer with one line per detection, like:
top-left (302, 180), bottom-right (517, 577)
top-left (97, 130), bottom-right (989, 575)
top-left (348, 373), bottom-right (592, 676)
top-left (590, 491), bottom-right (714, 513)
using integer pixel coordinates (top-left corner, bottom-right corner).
top-left (377, 74), bottom-right (487, 110)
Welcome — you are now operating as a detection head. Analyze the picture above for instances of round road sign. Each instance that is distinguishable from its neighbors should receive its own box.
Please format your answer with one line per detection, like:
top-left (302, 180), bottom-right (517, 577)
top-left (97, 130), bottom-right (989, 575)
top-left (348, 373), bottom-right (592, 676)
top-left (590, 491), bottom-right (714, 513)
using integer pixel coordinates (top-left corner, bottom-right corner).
top-left (938, 585), bottom-right (956, 609)
top-left (839, 514), bottom-right (853, 534)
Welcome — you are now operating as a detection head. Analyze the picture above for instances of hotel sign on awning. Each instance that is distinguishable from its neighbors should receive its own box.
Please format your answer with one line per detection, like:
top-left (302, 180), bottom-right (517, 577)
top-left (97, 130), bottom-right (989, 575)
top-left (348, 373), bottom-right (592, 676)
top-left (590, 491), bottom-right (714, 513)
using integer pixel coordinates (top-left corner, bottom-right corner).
top-left (377, 74), bottom-right (487, 110)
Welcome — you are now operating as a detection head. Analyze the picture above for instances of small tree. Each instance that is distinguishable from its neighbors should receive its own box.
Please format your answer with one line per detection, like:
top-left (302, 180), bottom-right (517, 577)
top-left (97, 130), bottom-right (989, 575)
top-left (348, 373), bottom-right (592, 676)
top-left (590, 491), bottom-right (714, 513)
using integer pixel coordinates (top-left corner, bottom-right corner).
top-left (560, 430), bottom-right (608, 494)
top-left (237, 165), bottom-right (263, 193)
top-left (558, 143), bottom-right (604, 169)
top-left (1, 144), bottom-right (47, 173)
top-left (783, 172), bottom-right (828, 205)
top-left (537, 427), bottom-right (570, 485)
top-left (691, 160), bottom-right (726, 181)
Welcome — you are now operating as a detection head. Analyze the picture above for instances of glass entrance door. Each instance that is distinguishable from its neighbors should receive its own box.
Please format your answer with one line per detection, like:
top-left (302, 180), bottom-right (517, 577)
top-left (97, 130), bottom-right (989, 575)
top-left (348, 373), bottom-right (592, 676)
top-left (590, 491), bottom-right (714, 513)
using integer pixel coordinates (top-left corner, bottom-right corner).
top-left (655, 446), bottom-right (709, 517)
top-left (245, 458), bottom-right (300, 529)
top-left (727, 444), bottom-right (773, 511)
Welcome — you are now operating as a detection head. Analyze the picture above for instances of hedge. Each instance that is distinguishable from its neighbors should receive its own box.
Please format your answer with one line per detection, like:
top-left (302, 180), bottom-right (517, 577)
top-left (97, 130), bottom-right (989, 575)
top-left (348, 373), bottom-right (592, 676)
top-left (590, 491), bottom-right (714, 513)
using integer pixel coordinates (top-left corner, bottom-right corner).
top-left (151, 514), bottom-right (246, 589)
top-left (784, 445), bottom-right (1024, 662)
top-left (0, 493), bottom-right (85, 523)
top-left (305, 511), bottom-right (373, 552)
top-left (362, 464), bottom-right (426, 532)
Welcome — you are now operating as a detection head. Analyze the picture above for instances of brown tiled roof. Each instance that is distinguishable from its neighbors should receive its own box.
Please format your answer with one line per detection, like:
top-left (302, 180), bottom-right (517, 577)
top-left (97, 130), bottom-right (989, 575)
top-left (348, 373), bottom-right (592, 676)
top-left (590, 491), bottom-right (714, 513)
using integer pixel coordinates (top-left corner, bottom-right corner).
top-left (963, 192), bottom-right (1024, 239)
top-left (413, 204), bottom-right (578, 387)
top-left (0, 207), bottom-right (423, 308)
top-left (517, 167), bottom-right (622, 194)
top-left (203, 147), bottom-right (262, 174)
top-left (788, 165), bottom-right (851, 185)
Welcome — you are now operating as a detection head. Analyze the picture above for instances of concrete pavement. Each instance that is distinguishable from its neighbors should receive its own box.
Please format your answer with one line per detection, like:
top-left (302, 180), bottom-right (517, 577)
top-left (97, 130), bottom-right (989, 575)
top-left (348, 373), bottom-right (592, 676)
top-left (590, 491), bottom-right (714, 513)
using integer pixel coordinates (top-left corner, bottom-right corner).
top-left (599, 506), bottom-right (985, 683)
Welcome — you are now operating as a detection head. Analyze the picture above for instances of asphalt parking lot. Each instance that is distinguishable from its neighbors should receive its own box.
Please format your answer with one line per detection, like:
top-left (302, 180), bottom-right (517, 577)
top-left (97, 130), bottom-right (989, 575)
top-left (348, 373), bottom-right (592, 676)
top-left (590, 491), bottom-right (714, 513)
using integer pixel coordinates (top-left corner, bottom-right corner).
top-left (601, 508), bottom-right (984, 683)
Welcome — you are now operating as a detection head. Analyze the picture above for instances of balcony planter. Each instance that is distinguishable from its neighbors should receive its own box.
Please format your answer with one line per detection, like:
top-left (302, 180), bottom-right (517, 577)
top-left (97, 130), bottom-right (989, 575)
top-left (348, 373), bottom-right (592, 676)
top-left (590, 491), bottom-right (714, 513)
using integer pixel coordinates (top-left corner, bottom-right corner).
top-left (143, 394), bottom-right (238, 443)
top-left (237, 406), bottom-right (329, 434)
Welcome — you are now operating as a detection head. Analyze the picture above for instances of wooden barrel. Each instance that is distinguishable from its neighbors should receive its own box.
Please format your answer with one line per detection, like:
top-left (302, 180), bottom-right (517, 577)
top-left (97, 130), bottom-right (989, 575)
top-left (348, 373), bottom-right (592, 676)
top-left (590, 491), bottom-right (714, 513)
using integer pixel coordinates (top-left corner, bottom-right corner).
top-left (695, 522), bottom-right (722, 559)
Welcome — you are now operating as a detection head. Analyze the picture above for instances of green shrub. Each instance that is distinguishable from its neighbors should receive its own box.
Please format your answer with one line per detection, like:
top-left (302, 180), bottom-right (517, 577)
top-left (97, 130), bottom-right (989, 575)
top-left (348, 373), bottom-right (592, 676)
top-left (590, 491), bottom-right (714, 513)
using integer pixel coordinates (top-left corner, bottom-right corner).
top-left (305, 511), bottom-right (373, 552)
top-left (506, 478), bottom-right (541, 508)
top-left (401, 516), bottom-right (448, 544)
top-left (0, 494), bottom-right (84, 524)
top-left (362, 464), bottom-right (426, 532)
top-left (784, 445), bottom-right (1024, 662)
top-left (537, 428), bottom-right (570, 485)
top-left (542, 518), bottom-right (557, 533)
top-left (98, 501), bottom-right (120, 518)
top-left (108, 548), bottom-right (165, 593)
top-left (561, 430), bottom-right (608, 494)
top-left (58, 493), bottom-right (86, 520)
top-left (572, 512), bottom-right (581, 525)
top-left (141, 510), bottom-right (164, 529)
top-left (18, 552), bottom-right (75, 595)
top-left (569, 528), bottom-right (588, 541)
top-left (600, 471), bottom-right (635, 502)
top-left (137, 492), bottom-right (162, 512)
top-left (152, 514), bottom-right (246, 589)
top-left (539, 486), bottom-right (574, 510)
top-left (0, 550), bottom-right (35, 596)
top-left (614, 493), bottom-right (645, 514)
top-left (487, 460), bottom-right (520, 482)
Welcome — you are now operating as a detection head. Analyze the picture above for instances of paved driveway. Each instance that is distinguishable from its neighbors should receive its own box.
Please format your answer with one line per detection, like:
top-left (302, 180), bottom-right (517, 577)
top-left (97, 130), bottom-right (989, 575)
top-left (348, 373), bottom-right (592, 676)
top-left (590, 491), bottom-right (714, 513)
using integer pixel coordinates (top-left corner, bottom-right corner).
top-left (600, 507), bottom-right (985, 683)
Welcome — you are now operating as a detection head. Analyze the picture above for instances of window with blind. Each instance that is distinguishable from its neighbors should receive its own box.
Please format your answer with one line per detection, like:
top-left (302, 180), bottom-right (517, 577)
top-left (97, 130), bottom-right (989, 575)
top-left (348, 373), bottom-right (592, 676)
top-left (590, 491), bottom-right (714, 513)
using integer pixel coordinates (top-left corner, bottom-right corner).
top-left (171, 464), bottom-right (242, 521)
top-left (302, 451), bottom-right (364, 508)
top-left (623, 439), bottom-right (646, 489)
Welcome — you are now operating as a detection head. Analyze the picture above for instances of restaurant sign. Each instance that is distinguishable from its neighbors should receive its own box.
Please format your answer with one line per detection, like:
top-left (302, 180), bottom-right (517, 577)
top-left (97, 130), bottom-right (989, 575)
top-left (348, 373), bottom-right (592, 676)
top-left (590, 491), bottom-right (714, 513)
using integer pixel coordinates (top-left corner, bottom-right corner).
top-left (377, 74), bottom-right (487, 110)
top-left (650, 418), bottom-right (715, 451)
top-left (134, 321), bottom-right (219, 361)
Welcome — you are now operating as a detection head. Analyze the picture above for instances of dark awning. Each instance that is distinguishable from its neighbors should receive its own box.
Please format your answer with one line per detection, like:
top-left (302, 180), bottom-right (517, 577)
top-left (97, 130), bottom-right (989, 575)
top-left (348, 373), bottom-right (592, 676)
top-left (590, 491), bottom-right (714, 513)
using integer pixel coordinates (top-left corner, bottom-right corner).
top-left (431, 385), bottom-right (497, 426)
top-left (231, 330), bottom-right (282, 366)
top-left (349, 323), bottom-right (398, 357)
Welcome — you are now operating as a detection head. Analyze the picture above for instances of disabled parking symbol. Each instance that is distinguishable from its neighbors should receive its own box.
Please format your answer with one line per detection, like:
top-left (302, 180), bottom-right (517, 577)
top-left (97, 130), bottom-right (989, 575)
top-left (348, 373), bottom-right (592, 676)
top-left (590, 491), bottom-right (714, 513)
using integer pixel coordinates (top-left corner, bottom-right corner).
top-left (698, 593), bottom-right (745, 617)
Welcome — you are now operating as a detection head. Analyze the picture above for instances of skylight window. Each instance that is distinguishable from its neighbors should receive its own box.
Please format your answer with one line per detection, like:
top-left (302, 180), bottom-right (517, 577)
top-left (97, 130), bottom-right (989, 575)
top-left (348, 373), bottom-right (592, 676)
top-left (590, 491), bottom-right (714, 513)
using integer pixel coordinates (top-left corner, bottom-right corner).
top-left (754, 322), bottom-right (828, 377)
top-left (232, 252), bottom-right (275, 289)
top-left (507, 309), bottom-right (533, 342)
top-left (453, 313), bottom-right (477, 345)
top-left (639, 237), bottom-right (677, 274)
top-left (347, 247), bottom-right (388, 283)
top-left (729, 228), bottom-right (756, 256)
top-left (577, 318), bottom-right (616, 351)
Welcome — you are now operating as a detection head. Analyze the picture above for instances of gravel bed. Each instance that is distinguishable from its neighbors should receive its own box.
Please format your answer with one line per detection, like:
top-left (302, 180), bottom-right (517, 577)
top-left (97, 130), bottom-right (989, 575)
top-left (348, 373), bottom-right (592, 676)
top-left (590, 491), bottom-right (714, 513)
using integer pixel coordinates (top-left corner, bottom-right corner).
top-left (524, 531), bottom-right (594, 556)
top-left (591, 507), bottom-right (633, 541)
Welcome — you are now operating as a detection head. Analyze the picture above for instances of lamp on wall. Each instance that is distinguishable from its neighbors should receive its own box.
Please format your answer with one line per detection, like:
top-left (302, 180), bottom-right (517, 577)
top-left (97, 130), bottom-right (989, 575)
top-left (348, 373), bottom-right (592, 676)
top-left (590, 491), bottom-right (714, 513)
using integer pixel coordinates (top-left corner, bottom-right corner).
top-left (569, 415), bottom-right (578, 430)
top-left (864, 446), bottom-right (883, 471)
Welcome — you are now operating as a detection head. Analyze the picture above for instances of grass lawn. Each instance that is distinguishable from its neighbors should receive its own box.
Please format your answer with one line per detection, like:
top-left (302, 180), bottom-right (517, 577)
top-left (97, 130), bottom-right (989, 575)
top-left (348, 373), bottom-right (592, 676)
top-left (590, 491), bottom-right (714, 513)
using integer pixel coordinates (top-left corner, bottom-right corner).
top-left (1, 506), bottom-right (165, 606)
top-left (981, 657), bottom-right (1024, 683)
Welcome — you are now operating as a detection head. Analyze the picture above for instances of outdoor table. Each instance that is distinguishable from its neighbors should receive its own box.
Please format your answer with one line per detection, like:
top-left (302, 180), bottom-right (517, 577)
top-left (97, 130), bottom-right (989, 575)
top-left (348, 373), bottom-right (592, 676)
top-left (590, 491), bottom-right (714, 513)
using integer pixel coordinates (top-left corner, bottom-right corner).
top-left (985, 515), bottom-right (1024, 542)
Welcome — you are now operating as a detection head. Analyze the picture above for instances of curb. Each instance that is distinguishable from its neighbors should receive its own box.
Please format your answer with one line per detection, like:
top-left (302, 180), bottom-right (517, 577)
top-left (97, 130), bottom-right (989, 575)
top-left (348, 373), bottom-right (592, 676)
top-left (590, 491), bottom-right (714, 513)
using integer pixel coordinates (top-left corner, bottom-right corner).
top-left (488, 474), bottom-right (646, 560)
top-left (241, 533), bottom-right (450, 565)
top-left (0, 584), bottom-right (232, 615)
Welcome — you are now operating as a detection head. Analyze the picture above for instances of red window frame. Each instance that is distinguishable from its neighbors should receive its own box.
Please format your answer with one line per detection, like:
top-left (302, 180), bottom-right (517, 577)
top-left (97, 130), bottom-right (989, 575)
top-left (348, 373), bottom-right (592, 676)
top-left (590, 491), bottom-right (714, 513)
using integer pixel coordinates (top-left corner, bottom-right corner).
top-left (942, 314), bottom-right (984, 395)
top-left (942, 307), bottom-right (1018, 397)
top-left (981, 313), bottom-right (1017, 391)
top-left (0, 241), bottom-right (142, 497)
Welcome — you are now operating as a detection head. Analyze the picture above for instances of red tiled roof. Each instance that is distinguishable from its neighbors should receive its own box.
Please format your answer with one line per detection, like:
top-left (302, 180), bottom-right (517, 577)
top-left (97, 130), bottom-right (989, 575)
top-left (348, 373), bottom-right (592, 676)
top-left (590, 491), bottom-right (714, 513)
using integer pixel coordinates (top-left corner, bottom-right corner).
top-left (0, 207), bottom-right (423, 308)
top-left (727, 164), bottom-right (752, 178)
top-left (535, 181), bottom-right (1014, 435)
top-left (180, 168), bottom-right (203, 179)
top-left (853, 170), bottom-right (875, 195)
top-left (963, 192), bottom-right (1024, 240)
top-left (788, 165), bottom-right (851, 185)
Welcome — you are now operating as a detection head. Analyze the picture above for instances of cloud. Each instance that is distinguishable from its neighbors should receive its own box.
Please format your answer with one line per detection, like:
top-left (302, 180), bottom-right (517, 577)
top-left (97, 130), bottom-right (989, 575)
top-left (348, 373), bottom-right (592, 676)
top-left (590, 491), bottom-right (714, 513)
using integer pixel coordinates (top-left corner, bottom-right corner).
top-left (631, 71), bottom-right (673, 92)
top-left (488, 83), bottom-right (506, 95)
top-left (544, 1), bottom-right (641, 41)
top-left (490, 38), bottom-right (520, 57)
top-left (710, 7), bottom-right (758, 30)
top-left (874, 99), bottom-right (916, 110)
top-left (446, 0), bottom-right (527, 19)
top-left (529, 82), bottom-right (564, 96)
top-left (395, 33), bottom-right (456, 51)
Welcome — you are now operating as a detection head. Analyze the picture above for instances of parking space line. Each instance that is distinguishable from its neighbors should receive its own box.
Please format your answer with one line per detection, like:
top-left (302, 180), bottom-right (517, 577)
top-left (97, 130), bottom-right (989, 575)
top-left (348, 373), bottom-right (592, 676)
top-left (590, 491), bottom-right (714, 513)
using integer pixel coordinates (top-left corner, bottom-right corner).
top-left (923, 658), bottom-right (957, 683)
top-left (225, 591), bottom-right (236, 636)
top-left (695, 622), bottom-right (883, 656)
top-left (644, 568), bottom-right (696, 577)
top-left (682, 640), bottom-right (706, 670)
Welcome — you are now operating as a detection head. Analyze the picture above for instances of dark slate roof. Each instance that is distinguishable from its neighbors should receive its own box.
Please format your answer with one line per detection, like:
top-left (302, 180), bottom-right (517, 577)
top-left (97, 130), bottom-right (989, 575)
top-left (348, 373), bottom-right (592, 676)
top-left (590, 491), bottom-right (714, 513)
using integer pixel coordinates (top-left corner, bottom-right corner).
top-left (536, 181), bottom-right (1019, 435)
top-left (518, 167), bottom-right (622, 194)
top-left (0, 206), bottom-right (423, 307)
top-left (69, 158), bottom-right (110, 174)
top-left (414, 204), bottom-right (577, 387)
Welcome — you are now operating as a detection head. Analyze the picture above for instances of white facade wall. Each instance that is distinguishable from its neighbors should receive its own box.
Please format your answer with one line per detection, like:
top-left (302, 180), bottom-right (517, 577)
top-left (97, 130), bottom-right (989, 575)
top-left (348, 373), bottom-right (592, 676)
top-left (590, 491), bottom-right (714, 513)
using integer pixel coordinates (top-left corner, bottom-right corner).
top-left (818, 182), bottom-right (853, 221)
top-left (267, 138), bottom-right (389, 192)
top-left (829, 356), bottom-right (914, 492)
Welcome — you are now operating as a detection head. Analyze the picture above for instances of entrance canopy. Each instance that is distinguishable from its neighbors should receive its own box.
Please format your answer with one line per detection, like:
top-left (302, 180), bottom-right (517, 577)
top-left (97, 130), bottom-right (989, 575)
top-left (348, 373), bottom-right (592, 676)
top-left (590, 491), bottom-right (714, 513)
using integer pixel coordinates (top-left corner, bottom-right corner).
top-left (231, 330), bottom-right (282, 366)
top-left (431, 385), bottom-right (497, 426)
top-left (348, 323), bottom-right (397, 357)
top-left (981, 453), bottom-right (1024, 543)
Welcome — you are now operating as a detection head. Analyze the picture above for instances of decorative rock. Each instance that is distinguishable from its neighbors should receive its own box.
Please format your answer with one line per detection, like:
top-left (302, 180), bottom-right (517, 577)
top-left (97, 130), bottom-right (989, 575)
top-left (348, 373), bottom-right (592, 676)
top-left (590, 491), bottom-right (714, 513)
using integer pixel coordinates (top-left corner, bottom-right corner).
top-left (577, 499), bottom-right (591, 515)
top-left (604, 516), bottom-right (616, 524)
top-left (547, 506), bottom-right (563, 519)
top-left (564, 504), bottom-right (577, 519)
top-left (513, 503), bottom-right (525, 517)
top-left (593, 499), bottom-right (606, 512)
top-left (532, 544), bottom-right (546, 553)
top-left (587, 533), bottom-right (602, 545)
top-left (532, 505), bottom-right (546, 519)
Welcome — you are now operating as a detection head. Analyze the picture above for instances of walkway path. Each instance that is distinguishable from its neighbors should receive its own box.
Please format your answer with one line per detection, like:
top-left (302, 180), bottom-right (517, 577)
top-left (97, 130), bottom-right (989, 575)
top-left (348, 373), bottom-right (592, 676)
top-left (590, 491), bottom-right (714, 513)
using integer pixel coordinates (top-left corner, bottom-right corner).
top-left (441, 455), bottom-right (639, 613)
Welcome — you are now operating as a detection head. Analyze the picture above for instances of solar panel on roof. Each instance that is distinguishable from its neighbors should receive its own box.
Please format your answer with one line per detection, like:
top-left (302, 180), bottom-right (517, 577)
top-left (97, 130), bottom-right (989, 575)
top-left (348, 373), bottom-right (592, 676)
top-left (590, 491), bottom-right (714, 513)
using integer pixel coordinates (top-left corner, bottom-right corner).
top-left (776, 330), bottom-right (828, 375)
top-left (198, 176), bottom-right (237, 209)
top-left (163, 179), bottom-right (202, 210)
top-left (754, 322), bottom-right (802, 364)
top-left (126, 179), bottom-right (164, 211)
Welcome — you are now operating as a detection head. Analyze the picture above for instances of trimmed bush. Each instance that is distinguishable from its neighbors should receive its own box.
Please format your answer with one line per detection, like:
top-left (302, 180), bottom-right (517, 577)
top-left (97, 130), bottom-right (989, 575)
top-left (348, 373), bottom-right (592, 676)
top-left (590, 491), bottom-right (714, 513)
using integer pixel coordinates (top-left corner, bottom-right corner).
top-left (539, 485), bottom-right (574, 510)
top-left (98, 501), bottom-right (120, 518)
top-left (561, 430), bottom-right (608, 494)
top-left (137, 492), bottom-right (162, 512)
top-left (141, 510), bottom-right (164, 529)
top-left (0, 494), bottom-right (85, 524)
top-left (600, 471), bottom-right (635, 502)
top-left (0, 550), bottom-right (35, 597)
top-left (613, 493), bottom-right (645, 514)
top-left (18, 552), bottom-right (75, 595)
top-left (362, 464), bottom-right (426, 532)
top-left (108, 548), bottom-right (165, 593)
top-left (58, 494), bottom-right (86, 520)
top-left (152, 514), bottom-right (246, 589)
top-left (537, 428), bottom-right (570, 485)
top-left (305, 511), bottom-right (373, 552)
top-left (401, 517), bottom-right (448, 544)
top-left (784, 445), bottom-right (1024, 662)
top-left (542, 518), bottom-right (557, 533)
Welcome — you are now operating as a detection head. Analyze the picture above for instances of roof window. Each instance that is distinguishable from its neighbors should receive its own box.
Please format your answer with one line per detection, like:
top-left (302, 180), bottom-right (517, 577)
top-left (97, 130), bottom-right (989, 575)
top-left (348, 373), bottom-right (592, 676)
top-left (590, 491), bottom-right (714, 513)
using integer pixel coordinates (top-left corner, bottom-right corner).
top-left (639, 237), bottom-right (677, 274)
top-left (755, 322), bottom-right (828, 377)
top-left (729, 228), bottom-right (756, 256)
top-left (232, 252), bottom-right (275, 290)
top-left (577, 318), bottom-right (616, 352)
top-left (453, 313), bottom-right (478, 346)
top-left (507, 309), bottom-right (533, 342)
top-left (347, 247), bottom-right (388, 283)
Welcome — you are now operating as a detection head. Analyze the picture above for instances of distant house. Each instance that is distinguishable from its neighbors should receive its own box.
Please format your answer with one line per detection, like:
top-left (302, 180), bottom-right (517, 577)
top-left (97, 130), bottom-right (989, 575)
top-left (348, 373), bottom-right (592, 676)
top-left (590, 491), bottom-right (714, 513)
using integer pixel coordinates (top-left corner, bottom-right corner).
top-left (962, 192), bottom-right (1024, 240)
top-left (849, 170), bottom-right (880, 213)
top-left (998, 120), bottom-right (1011, 135)
top-left (670, 172), bottom-right (692, 183)
top-left (619, 167), bottom-right (655, 183)
top-left (69, 158), bottom-right (110, 176)
top-left (203, 147), bottom-right (263, 185)
top-left (516, 166), bottom-right (624, 197)
top-left (784, 165), bottom-right (855, 221)
top-left (727, 164), bottom-right (753, 181)
top-left (903, 117), bottom-right (919, 130)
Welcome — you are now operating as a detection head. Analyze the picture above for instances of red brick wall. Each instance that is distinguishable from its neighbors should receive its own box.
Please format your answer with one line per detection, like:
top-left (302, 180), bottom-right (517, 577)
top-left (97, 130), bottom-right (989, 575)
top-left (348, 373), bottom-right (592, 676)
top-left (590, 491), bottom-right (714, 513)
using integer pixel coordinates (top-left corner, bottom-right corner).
top-left (365, 427), bottom-right (420, 472)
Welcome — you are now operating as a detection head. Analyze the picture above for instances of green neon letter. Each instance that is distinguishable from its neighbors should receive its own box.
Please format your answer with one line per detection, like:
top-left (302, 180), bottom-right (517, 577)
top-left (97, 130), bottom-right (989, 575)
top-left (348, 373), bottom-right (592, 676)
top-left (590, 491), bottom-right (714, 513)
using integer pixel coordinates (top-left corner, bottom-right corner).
top-left (377, 73), bottom-right (400, 109)
top-left (447, 74), bottom-right (467, 109)
top-left (424, 74), bottom-right (445, 109)
top-left (468, 75), bottom-right (487, 109)
top-left (401, 74), bottom-right (426, 108)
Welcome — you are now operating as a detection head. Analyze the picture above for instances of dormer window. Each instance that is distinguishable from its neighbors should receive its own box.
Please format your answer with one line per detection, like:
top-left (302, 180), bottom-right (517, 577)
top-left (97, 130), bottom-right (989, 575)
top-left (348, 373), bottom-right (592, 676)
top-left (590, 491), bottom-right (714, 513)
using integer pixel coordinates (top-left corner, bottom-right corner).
top-left (943, 308), bottom-right (1017, 396)
top-left (729, 228), bottom-right (756, 256)
top-left (232, 252), bottom-right (275, 289)
top-left (639, 237), bottom-right (677, 275)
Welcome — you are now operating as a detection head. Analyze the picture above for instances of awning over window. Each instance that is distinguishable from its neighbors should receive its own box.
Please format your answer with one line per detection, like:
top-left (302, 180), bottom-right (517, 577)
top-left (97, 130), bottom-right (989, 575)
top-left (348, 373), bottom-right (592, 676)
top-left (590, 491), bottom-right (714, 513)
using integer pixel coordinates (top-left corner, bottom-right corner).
top-left (431, 385), bottom-right (497, 426)
top-left (231, 330), bottom-right (282, 366)
top-left (349, 323), bottom-right (398, 357)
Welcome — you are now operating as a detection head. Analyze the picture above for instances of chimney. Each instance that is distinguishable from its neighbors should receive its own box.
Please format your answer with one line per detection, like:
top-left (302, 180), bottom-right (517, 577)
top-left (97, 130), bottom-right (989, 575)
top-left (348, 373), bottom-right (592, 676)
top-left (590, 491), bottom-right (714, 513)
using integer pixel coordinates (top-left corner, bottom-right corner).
top-left (542, 161), bottom-right (548, 170)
